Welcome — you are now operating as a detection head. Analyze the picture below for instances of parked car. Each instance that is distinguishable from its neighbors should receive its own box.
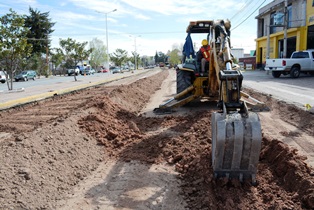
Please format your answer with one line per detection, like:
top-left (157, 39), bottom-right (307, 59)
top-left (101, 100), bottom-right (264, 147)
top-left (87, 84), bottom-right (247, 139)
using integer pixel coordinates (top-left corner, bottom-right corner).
top-left (67, 67), bottom-right (80, 76)
top-left (81, 65), bottom-right (95, 75)
top-left (14, 70), bottom-right (37, 82)
top-left (112, 67), bottom-right (121, 74)
top-left (89, 68), bottom-right (96, 74)
top-left (98, 68), bottom-right (109, 73)
top-left (0, 71), bottom-right (9, 83)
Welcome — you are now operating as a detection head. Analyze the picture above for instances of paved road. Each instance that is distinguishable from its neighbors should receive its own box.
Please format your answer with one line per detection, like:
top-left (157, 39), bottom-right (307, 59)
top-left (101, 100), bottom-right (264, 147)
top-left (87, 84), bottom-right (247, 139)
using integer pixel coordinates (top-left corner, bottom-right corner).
top-left (1, 68), bottom-right (313, 110)
top-left (0, 70), bottom-right (151, 110)
top-left (242, 69), bottom-right (314, 109)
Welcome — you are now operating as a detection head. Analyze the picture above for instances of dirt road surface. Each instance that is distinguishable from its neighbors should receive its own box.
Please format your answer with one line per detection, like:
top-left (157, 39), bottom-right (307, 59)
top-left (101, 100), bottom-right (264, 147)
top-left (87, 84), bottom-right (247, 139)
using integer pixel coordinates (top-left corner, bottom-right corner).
top-left (0, 69), bottom-right (314, 209)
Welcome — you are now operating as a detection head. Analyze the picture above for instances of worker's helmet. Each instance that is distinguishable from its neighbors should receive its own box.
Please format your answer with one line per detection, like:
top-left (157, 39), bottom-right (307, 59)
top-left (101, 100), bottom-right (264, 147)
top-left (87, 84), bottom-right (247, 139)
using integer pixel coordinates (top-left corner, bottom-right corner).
top-left (202, 39), bottom-right (208, 46)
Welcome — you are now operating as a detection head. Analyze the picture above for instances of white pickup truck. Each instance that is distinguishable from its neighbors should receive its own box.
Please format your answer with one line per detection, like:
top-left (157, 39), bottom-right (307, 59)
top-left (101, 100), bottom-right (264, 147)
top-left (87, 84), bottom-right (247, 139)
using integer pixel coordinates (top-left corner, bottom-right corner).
top-left (265, 50), bottom-right (314, 78)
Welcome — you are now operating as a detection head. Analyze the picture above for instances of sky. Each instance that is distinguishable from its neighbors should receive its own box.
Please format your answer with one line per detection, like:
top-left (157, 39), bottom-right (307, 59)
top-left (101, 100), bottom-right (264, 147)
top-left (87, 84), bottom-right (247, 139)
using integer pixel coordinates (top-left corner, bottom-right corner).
top-left (0, 0), bottom-right (273, 57)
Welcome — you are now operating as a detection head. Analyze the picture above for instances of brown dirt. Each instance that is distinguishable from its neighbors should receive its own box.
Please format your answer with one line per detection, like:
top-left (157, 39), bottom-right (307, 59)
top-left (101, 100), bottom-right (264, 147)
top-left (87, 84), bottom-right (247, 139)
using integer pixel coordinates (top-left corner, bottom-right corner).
top-left (0, 70), bottom-right (314, 209)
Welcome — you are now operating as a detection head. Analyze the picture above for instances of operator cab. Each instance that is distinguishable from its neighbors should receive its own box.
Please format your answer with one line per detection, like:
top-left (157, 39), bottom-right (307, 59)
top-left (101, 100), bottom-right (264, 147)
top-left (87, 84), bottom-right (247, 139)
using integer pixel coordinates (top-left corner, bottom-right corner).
top-left (182, 21), bottom-right (213, 76)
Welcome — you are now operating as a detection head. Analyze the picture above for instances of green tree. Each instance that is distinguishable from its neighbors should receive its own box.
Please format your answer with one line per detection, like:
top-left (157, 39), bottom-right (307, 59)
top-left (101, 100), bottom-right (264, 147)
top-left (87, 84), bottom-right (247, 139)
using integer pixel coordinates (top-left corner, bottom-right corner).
top-left (169, 49), bottom-right (181, 66)
top-left (110, 48), bottom-right (128, 69)
top-left (59, 38), bottom-right (91, 81)
top-left (154, 51), bottom-right (158, 65)
top-left (0, 9), bottom-right (32, 90)
top-left (89, 38), bottom-right (107, 71)
top-left (50, 48), bottom-right (64, 76)
top-left (130, 51), bottom-right (141, 70)
top-left (28, 54), bottom-right (47, 77)
top-left (155, 51), bottom-right (167, 63)
top-left (24, 7), bottom-right (55, 55)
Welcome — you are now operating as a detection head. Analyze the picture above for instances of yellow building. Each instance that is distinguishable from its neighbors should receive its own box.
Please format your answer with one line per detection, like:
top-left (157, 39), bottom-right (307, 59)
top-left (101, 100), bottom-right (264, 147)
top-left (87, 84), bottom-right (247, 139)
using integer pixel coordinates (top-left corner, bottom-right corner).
top-left (255, 0), bottom-right (314, 68)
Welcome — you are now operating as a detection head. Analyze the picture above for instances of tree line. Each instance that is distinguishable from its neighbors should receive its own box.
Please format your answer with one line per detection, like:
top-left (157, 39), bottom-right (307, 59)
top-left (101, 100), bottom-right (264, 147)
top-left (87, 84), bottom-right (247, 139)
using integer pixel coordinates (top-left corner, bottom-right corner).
top-left (0, 8), bottom-right (182, 90)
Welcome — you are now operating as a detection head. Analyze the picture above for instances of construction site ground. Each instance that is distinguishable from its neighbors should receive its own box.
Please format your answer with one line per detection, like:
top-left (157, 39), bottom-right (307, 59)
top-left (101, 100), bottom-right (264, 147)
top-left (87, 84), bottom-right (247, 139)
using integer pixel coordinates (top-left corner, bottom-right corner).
top-left (0, 69), bottom-right (314, 210)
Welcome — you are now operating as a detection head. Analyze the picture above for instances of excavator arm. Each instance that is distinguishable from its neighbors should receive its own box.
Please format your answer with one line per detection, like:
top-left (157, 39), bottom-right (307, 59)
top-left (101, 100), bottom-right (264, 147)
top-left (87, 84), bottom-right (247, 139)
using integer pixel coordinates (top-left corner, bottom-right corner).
top-left (154, 19), bottom-right (265, 184)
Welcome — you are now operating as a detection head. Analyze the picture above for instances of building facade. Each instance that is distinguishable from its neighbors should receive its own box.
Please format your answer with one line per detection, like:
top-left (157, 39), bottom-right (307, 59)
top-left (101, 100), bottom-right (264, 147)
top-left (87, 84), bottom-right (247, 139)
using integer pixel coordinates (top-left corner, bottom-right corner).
top-left (255, 0), bottom-right (314, 68)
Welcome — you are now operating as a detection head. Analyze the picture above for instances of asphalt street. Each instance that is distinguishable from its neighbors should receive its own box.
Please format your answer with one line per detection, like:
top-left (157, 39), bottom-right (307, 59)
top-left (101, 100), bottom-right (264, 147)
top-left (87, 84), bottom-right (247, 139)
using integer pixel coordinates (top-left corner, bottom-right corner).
top-left (0, 69), bottom-right (313, 111)
top-left (0, 70), bottom-right (149, 110)
top-left (242, 69), bottom-right (314, 109)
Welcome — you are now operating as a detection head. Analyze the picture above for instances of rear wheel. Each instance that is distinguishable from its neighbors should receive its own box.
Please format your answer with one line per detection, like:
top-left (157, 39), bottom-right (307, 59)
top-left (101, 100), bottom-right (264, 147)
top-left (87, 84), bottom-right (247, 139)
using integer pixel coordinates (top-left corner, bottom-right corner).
top-left (290, 66), bottom-right (300, 78)
top-left (272, 71), bottom-right (281, 78)
top-left (176, 70), bottom-right (192, 100)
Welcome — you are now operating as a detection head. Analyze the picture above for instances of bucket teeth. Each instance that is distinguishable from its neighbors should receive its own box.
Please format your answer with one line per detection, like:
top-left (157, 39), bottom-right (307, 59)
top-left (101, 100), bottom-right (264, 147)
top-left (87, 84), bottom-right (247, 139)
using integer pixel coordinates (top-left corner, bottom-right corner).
top-left (211, 112), bottom-right (262, 184)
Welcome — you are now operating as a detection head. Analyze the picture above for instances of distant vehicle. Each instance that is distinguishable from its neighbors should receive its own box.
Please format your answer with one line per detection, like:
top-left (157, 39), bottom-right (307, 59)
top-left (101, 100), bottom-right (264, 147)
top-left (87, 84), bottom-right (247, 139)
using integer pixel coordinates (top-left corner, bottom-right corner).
top-left (89, 68), bottom-right (96, 74)
top-left (81, 65), bottom-right (94, 75)
top-left (14, 70), bottom-right (37, 82)
top-left (265, 50), bottom-right (314, 78)
top-left (67, 67), bottom-right (79, 76)
top-left (159, 62), bottom-right (165, 67)
top-left (112, 67), bottom-right (121, 74)
top-left (81, 69), bottom-right (91, 75)
top-left (98, 67), bottom-right (108, 73)
top-left (0, 71), bottom-right (9, 83)
top-left (122, 66), bottom-right (130, 72)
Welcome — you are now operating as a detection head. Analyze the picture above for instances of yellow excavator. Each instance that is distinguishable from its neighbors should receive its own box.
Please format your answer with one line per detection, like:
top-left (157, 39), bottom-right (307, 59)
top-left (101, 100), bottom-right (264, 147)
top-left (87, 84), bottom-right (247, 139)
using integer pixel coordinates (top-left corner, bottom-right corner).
top-left (154, 20), bottom-right (267, 184)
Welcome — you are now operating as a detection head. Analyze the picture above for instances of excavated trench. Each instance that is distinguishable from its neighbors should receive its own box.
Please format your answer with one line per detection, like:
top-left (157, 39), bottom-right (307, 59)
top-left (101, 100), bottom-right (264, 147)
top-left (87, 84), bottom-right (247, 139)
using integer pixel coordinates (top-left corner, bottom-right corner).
top-left (0, 70), bottom-right (314, 209)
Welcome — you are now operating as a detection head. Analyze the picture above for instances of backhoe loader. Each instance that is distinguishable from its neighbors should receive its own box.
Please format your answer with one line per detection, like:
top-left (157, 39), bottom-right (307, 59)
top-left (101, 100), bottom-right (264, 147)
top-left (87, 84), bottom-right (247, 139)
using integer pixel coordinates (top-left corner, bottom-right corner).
top-left (154, 20), bottom-right (266, 184)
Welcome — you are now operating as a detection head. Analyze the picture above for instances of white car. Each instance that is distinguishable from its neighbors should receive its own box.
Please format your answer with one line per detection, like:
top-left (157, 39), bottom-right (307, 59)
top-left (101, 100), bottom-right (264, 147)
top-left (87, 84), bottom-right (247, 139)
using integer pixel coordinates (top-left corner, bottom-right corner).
top-left (67, 67), bottom-right (80, 76)
top-left (0, 71), bottom-right (9, 83)
top-left (90, 68), bottom-right (96, 74)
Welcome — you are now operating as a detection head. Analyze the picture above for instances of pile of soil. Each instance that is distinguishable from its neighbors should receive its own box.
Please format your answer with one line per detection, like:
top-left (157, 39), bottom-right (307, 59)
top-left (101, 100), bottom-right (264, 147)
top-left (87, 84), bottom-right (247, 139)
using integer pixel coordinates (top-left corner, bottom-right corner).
top-left (0, 70), bottom-right (314, 209)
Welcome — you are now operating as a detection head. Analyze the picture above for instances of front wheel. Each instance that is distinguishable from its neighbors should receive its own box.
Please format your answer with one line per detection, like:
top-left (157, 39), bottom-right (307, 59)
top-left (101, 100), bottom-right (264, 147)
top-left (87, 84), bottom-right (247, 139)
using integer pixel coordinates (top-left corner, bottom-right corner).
top-left (272, 71), bottom-right (281, 78)
top-left (176, 69), bottom-right (192, 100)
top-left (290, 66), bottom-right (300, 78)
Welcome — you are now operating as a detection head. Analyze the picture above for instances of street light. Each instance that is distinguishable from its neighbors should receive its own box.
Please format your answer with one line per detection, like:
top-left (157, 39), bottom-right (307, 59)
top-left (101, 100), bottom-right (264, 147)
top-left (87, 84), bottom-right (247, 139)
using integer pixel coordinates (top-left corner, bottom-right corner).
top-left (129, 35), bottom-right (141, 70)
top-left (97, 9), bottom-right (117, 71)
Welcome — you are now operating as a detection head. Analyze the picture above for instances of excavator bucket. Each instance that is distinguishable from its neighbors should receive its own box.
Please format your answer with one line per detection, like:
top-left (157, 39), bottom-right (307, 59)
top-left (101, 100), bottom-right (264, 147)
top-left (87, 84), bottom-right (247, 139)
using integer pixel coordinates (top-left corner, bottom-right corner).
top-left (211, 109), bottom-right (262, 184)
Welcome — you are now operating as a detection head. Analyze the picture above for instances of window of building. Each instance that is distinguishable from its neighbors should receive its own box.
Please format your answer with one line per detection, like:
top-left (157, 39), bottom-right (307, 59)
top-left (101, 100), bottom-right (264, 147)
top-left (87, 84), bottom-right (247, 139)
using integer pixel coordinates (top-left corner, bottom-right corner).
top-left (307, 25), bottom-right (314, 49)
top-left (287, 4), bottom-right (292, 28)
top-left (270, 12), bottom-right (276, 34)
top-left (258, 18), bottom-right (264, 37)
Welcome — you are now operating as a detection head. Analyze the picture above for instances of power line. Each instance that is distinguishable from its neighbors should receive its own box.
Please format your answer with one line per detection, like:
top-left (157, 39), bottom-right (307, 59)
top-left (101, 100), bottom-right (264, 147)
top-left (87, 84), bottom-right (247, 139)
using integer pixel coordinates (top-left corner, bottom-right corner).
top-left (229, 0), bottom-right (255, 21)
top-left (231, 0), bottom-right (266, 31)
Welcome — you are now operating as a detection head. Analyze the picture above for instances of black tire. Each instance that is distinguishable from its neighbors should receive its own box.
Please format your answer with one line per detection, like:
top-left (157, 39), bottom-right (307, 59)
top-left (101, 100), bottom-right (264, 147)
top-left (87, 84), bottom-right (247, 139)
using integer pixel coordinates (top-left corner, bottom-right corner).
top-left (290, 66), bottom-right (300, 78)
top-left (176, 69), bottom-right (192, 100)
top-left (24, 77), bottom-right (28, 81)
top-left (272, 71), bottom-right (281, 78)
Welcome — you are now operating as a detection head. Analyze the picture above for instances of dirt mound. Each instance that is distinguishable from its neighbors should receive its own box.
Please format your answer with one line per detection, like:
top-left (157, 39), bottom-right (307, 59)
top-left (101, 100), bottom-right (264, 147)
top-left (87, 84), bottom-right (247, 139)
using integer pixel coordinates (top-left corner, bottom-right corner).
top-left (1, 70), bottom-right (314, 209)
top-left (79, 73), bottom-right (314, 209)
top-left (244, 88), bottom-right (314, 136)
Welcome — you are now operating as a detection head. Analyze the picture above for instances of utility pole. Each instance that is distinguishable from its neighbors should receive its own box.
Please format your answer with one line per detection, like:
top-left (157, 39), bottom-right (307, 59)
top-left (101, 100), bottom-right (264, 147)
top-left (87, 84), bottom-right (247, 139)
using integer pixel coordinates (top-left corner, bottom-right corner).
top-left (283, 0), bottom-right (288, 58)
top-left (129, 35), bottom-right (140, 70)
top-left (46, 36), bottom-right (49, 76)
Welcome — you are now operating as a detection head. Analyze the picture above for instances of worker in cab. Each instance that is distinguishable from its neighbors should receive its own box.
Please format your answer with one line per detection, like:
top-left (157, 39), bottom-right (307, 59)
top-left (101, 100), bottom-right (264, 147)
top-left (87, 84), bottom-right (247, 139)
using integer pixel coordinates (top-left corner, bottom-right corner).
top-left (198, 39), bottom-right (211, 75)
